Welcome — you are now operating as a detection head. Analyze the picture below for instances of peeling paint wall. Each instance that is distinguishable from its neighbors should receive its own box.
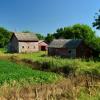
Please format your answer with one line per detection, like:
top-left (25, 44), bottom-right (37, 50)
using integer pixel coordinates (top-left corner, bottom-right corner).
top-left (18, 42), bottom-right (39, 53)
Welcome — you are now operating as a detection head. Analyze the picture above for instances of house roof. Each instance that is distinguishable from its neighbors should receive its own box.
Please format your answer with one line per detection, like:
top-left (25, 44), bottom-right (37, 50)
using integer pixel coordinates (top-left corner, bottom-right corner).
top-left (14, 32), bottom-right (38, 42)
top-left (48, 39), bottom-right (83, 49)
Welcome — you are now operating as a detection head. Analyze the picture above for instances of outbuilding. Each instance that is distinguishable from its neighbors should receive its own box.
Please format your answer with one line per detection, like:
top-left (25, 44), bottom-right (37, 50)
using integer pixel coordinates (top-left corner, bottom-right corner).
top-left (48, 39), bottom-right (99, 58)
top-left (8, 32), bottom-right (39, 53)
top-left (38, 40), bottom-right (48, 51)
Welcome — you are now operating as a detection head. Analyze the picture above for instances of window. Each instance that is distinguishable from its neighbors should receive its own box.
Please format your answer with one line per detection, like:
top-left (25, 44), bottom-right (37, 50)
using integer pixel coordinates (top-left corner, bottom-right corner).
top-left (22, 46), bottom-right (24, 48)
top-left (28, 46), bottom-right (29, 49)
top-left (33, 46), bottom-right (35, 49)
top-left (68, 50), bottom-right (71, 53)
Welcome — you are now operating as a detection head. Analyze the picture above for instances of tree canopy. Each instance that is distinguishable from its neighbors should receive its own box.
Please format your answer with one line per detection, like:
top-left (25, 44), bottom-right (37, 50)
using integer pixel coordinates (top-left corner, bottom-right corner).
top-left (0, 27), bottom-right (12, 47)
top-left (93, 10), bottom-right (100, 29)
top-left (36, 33), bottom-right (45, 40)
top-left (45, 33), bottom-right (54, 43)
top-left (45, 24), bottom-right (96, 44)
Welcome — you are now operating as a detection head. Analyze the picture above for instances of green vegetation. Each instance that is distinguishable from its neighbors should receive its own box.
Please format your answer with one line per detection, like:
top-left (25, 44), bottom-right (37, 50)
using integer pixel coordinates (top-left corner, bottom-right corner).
top-left (36, 33), bottom-right (45, 40)
top-left (18, 52), bottom-right (100, 75)
top-left (78, 88), bottom-right (100, 100)
top-left (0, 27), bottom-right (12, 48)
top-left (0, 48), bottom-right (6, 54)
top-left (45, 33), bottom-right (54, 43)
top-left (0, 14), bottom-right (99, 99)
top-left (0, 25), bottom-right (100, 51)
top-left (0, 51), bottom-right (100, 76)
top-left (0, 59), bottom-right (61, 85)
top-left (0, 51), bottom-right (99, 99)
top-left (93, 9), bottom-right (100, 29)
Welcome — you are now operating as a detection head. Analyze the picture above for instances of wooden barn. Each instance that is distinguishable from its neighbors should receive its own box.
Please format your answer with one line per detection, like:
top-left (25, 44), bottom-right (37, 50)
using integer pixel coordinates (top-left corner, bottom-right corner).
top-left (8, 32), bottom-right (39, 53)
top-left (48, 39), bottom-right (99, 58)
top-left (38, 40), bottom-right (48, 51)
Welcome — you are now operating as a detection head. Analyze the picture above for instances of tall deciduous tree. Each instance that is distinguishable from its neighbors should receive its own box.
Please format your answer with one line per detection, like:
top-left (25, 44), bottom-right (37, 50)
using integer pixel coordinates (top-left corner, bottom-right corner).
top-left (45, 33), bottom-right (54, 43)
top-left (36, 33), bottom-right (45, 40)
top-left (53, 24), bottom-right (96, 44)
top-left (0, 27), bottom-right (12, 47)
top-left (93, 10), bottom-right (100, 29)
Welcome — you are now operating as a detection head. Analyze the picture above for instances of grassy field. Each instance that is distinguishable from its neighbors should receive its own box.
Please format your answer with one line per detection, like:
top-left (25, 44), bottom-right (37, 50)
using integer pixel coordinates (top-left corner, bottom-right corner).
top-left (0, 49), bottom-right (100, 99)
top-left (16, 51), bottom-right (100, 75)
top-left (0, 59), bottom-right (62, 85)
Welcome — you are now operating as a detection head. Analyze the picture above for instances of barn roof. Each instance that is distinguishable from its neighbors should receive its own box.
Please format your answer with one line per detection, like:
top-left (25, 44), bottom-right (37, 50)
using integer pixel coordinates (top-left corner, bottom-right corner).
top-left (48, 39), bottom-right (83, 49)
top-left (14, 32), bottom-right (38, 42)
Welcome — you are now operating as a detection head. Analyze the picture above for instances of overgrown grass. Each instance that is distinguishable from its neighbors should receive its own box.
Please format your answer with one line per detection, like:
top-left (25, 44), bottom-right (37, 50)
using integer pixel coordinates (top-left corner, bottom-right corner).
top-left (0, 51), bottom-right (100, 99)
top-left (0, 60), bottom-right (62, 86)
top-left (0, 48), bottom-right (6, 54)
top-left (0, 51), bottom-right (100, 75)
top-left (17, 52), bottom-right (100, 75)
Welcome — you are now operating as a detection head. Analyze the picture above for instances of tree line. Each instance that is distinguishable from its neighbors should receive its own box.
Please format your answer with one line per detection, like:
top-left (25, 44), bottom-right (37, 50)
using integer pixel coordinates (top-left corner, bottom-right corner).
top-left (0, 24), bottom-right (100, 50)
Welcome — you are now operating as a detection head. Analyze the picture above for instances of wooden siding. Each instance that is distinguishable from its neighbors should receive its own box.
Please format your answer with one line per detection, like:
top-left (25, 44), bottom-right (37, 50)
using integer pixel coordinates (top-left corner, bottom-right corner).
top-left (8, 35), bottom-right (18, 53)
top-left (48, 48), bottom-right (76, 58)
top-left (18, 42), bottom-right (39, 53)
top-left (76, 42), bottom-right (92, 58)
top-left (48, 41), bottom-right (98, 58)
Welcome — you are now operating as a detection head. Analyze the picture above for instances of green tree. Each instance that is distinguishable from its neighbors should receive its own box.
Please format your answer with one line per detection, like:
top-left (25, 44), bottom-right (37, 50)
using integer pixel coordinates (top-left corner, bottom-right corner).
top-left (36, 33), bottom-right (45, 40)
top-left (93, 10), bottom-right (100, 29)
top-left (45, 33), bottom-right (54, 43)
top-left (53, 24), bottom-right (96, 44)
top-left (72, 24), bottom-right (96, 43)
top-left (0, 27), bottom-right (12, 47)
top-left (91, 37), bottom-right (100, 50)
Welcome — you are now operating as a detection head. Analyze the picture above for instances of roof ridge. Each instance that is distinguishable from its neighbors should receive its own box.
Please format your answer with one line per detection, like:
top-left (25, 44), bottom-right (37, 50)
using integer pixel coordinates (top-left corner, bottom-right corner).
top-left (49, 39), bottom-right (83, 48)
top-left (13, 32), bottom-right (38, 41)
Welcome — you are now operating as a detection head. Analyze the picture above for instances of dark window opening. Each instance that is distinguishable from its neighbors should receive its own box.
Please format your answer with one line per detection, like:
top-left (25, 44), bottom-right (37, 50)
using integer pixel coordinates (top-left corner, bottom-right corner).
top-left (22, 46), bottom-right (24, 48)
top-left (68, 50), bottom-right (71, 53)
top-left (41, 46), bottom-right (46, 51)
top-left (28, 46), bottom-right (29, 49)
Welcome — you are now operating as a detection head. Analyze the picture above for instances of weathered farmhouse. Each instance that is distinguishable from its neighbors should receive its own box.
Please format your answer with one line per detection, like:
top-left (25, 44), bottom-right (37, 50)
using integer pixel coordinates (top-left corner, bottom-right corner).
top-left (48, 39), bottom-right (99, 58)
top-left (8, 32), bottom-right (39, 53)
top-left (38, 40), bottom-right (48, 51)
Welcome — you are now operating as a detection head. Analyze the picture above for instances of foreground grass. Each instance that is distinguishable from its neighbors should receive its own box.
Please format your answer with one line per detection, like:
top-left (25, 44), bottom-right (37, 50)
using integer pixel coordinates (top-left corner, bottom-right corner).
top-left (0, 60), bottom-right (62, 85)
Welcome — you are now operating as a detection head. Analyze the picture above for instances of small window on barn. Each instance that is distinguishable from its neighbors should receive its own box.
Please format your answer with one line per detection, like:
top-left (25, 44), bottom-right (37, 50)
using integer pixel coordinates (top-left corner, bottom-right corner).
top-left (80, 48), bottom-right (84, 52)
top-left (33, 46), bottom-right (35, 49)
top-left (68, 50), bottom-right (71, 53)
top-left (28, 46), bottom-right (29, 49)
top-left (22, 46), bottom-right (24, 48)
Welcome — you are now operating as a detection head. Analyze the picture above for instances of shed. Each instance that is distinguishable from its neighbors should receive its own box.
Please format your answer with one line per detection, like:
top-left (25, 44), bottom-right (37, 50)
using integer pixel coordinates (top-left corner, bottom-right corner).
top-left (48, 39), bottom-right (99, 58)
top-left (38, 40), bottom-right (48, 51)
top-left (8, 32), bottom-right (39, 53)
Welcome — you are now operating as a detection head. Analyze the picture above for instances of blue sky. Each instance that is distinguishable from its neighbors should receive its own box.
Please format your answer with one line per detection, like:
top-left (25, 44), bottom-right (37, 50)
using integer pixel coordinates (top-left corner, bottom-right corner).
top-left (0, 0), bottom-right (100, 36)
